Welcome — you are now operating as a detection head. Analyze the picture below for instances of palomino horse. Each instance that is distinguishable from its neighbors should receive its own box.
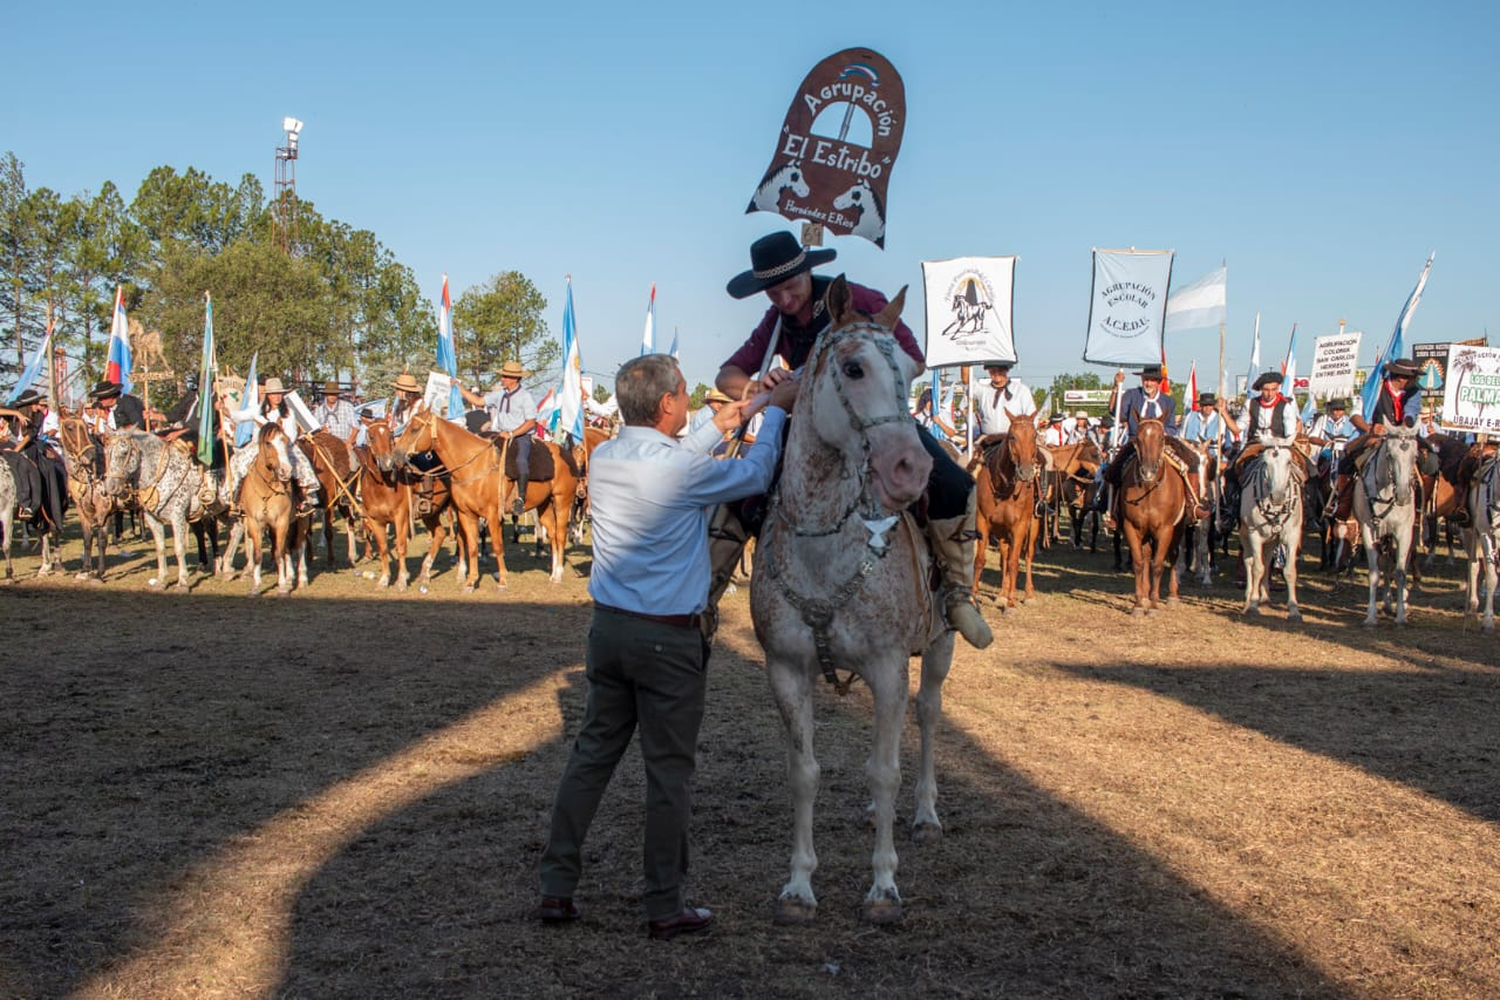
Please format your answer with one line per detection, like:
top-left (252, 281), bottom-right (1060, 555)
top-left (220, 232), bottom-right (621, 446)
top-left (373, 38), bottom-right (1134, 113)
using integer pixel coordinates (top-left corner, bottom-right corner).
top-left (394, 406), bottom-right (579, 589)
top-left (973, 414), bottom-right (1043, 610)
top-left (104, 429), bottom-right (207, 590)
top-left (1354, 425), bottom-right (1419, 626)
top-left (356, 421), bottom-right (461, 590)
top-left (1238, 435), bottom-right (1304, 621)
top-left (753, 276), bottom-right (954, 926)
top-left (1463, 456), bottom-right (1500, 631)
top-left (58, 413), bottom-right (114, 580)
top-left (1119, 418), bottom-right (1189, 615)
top-left (239, 423), bottom-right (310, 595)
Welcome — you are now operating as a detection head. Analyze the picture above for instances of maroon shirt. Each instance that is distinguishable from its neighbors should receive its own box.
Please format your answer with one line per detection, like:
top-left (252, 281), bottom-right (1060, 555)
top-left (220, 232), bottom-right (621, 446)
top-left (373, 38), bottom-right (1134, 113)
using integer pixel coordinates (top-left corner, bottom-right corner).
top-left (723, 276), bottom-right (924, 374)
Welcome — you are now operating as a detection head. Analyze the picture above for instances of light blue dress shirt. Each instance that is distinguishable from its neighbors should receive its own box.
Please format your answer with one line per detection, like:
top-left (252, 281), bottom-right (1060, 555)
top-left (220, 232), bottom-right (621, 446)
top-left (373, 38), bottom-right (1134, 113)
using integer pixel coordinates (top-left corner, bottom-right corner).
top-left (587, 407), bottom-right (787, 616)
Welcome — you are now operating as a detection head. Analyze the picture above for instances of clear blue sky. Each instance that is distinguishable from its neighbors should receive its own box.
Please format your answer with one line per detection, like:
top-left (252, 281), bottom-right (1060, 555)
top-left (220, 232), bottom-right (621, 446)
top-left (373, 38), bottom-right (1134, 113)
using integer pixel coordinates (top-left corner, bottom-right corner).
top-left (7, 1), bottom-right (1495, 392)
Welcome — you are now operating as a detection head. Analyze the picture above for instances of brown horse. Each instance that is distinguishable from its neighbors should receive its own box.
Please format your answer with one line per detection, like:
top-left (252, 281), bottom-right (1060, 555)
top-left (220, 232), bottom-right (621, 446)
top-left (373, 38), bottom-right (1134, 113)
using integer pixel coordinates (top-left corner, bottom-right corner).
top-left (297, 430), bottom-right (362, 567)
top-left (356, 421), bottom-right (461, 590)
top-left (973, 414), bottom-right (1043, 610)
top-left (394, 405), bottom-right (579, 590)
top-left (57, 412), bottom-right (113, 580)
top-left (562, 424), bottom-right (612, 546)
top-left (1119, 418), bottom-right (1189, 615)
top-left (240, 423), bottom-right (310, 596)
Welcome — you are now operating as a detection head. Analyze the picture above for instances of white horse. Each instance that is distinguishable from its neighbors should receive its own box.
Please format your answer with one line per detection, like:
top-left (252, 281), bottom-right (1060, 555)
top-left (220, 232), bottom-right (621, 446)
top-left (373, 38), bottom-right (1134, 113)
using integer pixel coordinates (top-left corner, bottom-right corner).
top-left (0, 457), bottom-right (15, 580)
top-left (1238, 435), bottom-right (1304, 621)
top-left (1462, 455), bottom-right (1500, 631)
top-left (753, 275), bottom-right (955, 926)
top-left (104, 430), bottom-right (206, 590)
top-left (831, 179), bottom-right (886, 244)
top-left (1353, 425), bottom-right (1420, 626)
top-left (749, 160), bottom-right (810, 213)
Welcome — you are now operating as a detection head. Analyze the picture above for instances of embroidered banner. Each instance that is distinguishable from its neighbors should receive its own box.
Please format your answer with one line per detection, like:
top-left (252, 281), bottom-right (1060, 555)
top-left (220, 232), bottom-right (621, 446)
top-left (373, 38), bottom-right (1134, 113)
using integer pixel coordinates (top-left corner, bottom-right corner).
top-left (1083, 248), bottom-right (1174, 366)
top-left (920, 255), bottom-right (1018, 368)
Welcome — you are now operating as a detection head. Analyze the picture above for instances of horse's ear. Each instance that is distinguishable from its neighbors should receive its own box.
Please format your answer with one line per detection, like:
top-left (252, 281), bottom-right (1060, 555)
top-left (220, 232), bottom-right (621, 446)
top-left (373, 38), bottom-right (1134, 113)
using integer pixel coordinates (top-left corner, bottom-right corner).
top-left (873, 285), bottom-right (907, 330)
top-left (826, 274), bottom-right (853, 324)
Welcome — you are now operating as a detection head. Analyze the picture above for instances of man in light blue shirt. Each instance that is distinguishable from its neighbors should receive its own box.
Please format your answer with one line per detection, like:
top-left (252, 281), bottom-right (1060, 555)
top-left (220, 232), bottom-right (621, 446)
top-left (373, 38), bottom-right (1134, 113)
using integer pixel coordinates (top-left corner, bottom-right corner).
top-left (539, 353), bottom-right (797, 940)
top-left (460, 359), bottom-right (538, 515)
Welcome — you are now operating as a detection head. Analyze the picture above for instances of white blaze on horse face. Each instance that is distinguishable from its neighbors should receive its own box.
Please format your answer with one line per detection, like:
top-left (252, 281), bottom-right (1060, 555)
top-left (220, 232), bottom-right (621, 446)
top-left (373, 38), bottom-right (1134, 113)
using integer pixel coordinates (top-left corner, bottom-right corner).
top-left (266, 434), bottom-right (293, 482)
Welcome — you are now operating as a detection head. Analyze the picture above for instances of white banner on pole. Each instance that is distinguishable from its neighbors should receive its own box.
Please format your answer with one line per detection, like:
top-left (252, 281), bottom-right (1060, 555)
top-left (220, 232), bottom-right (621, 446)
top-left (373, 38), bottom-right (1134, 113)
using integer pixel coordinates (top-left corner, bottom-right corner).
top-left (921, 255), bottom-right (1017, 368)
top-left (1306, 332), bottom-right (1362, 399)
top-left (1440, 344), bottom-right (1500, 434)
top-left (1083, 248), bottom-right (1174, 366)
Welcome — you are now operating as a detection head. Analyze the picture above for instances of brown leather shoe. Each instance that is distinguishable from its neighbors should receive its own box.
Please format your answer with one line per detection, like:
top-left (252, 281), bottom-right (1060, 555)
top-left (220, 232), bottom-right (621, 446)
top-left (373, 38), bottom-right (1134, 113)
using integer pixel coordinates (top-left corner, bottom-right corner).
top-left (647, 905), bottom-right (713, 940)
top-left (536, 895), bottom-right (579, 923)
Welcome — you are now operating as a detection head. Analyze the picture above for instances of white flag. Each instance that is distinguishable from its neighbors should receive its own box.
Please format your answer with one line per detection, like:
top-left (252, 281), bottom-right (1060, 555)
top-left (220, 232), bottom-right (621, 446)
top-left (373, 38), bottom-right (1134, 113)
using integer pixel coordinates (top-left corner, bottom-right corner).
top-left (1083, 248), bottom-right (1174, 366)
top-left (920, 255), bottom-right (1017, 368)
top-left (1163, 265), bottom-right (1226, 334)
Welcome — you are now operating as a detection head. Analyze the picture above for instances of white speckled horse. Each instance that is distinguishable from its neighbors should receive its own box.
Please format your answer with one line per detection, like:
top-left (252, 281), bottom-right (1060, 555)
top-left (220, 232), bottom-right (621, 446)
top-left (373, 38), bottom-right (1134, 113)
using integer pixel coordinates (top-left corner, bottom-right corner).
top-left (1354, 425), bottom-right (1419, 626)
top-left (104, 429), bottom-right (205, 590)
top-left (753, 275), bottom-right (953, 926)
top-left (1238, 434), bottom-right (1304, 621)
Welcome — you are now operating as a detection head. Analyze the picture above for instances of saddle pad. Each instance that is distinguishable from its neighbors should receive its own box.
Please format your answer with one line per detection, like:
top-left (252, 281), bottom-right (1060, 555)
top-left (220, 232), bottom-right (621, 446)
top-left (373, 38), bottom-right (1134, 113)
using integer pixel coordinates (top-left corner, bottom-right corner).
top-left (501, 438), bottom-right (555, 482)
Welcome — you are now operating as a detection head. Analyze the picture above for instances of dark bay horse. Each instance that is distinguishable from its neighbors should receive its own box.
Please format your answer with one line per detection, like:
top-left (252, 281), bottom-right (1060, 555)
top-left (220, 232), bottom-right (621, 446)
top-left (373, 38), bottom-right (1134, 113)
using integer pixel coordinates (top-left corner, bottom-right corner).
top-left (357, 421), bottom-right (460, 590)
top-left (1120, 418), bottom-right (1189, 615)
top-left (973, 414), bottom-right (1042, 611)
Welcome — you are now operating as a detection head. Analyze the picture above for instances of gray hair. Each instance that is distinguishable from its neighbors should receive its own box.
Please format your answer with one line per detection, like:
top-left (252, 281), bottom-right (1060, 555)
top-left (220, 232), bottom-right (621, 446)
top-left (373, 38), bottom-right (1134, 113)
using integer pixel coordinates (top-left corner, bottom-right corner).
top-left (615, 354), bottom-right (681, 425)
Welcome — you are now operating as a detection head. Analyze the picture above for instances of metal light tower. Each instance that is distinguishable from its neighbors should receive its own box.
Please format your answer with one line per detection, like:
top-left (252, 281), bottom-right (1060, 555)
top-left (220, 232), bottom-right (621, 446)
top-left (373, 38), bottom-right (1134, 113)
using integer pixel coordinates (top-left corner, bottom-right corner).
top-left (273, 117), bottom-right (303, 254)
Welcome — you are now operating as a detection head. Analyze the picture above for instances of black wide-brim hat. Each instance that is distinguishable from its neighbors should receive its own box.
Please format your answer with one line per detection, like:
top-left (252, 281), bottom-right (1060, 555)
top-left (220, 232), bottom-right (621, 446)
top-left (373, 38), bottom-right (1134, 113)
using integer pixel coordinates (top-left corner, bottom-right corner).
top-left (1197, 392), bottom-right (1217, 406)
top-left (1138, 365), bottom-right (1163, 379)
top-left (1252, 371), bottom-right (1285, 390)
top-left (1328, 398), bottom-right (1350, 410)
top-left (12, 389), bottom-right (45, 407)
top-left (1384, 358), bottom-right (1421, 378)
top-left (88, 379), bottom-right (123, 400)
top-left (726, 231), bottom-right (837, 299)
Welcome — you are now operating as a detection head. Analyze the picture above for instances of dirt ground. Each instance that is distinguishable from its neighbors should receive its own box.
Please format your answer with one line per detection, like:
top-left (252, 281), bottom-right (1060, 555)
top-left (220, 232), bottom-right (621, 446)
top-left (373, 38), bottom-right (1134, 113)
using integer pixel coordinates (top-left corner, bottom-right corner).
top-left (2, 519), bottom-right (1498, 998)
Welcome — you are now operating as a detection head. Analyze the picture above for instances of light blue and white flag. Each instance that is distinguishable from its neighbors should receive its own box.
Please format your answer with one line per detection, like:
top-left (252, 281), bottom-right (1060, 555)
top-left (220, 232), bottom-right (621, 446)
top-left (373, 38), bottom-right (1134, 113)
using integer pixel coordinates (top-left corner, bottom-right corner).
top-left (237, 352), bottom-right (259, 448)
top-left (1281, 323), bottom-right (1299, 402)
top-left (435, 274), bottom-right (464, 419)
top-left (1360, 253), bottom-right (1435, 421)
top-left (5, 322), bottom-right (54, 405)
top-left (558, 277), bottom-right (585, 445)
top-left (668, 327), bottom-right (679, 361)
top-left (1163, 264), bottom-right (1226, 334)
top-left (1083, 248), bottom-right (1175, 367)
top-left (638, 282), bottom-right (656, 356)
top-left (1243, 312), bottom-right (1261, 401)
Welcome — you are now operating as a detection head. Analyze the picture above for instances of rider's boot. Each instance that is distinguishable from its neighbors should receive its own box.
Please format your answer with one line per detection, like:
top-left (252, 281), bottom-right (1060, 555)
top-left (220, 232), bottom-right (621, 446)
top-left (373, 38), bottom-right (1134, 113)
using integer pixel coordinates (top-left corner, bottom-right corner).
top-left (297, 486), bottom-right (320, 516)
top-left (512, 475), bottom-right (529, 517)
top-left (928, 492), bottom-right (994, 650)
top-left (1101, 484), bottom-right (1117, 531)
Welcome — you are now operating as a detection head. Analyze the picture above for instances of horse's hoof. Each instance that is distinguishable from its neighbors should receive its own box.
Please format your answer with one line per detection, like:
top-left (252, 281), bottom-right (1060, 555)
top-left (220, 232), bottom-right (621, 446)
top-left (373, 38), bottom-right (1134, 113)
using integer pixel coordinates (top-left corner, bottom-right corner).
top-left (1165, 597), bottom-right (1181, 607)
top-left (1131, 606), bottom-right (1147, 618)
top-left (911, 821), bottom-right (944, 845)
top-left (147, 578), bottom-right (163, 589)
top-left (1363, 618), bottom-right (1377, 628)
top-left (1288, 609), bottom-right (1303, 623)
top-left (1243, 605), bottom-right (1259, 616)
top-left (861, 896), bottom-right (903, 925)
top-left (1484, 622), bottom-right (1495, 633)
top-left (1145, 607), bottom-right (1159, 617)
top-left (462, 585), bottom-right (476, 594)
top-left (773, 896), bottom-right (817, 926)
top-left (75, 572), bottom-right (91, 581)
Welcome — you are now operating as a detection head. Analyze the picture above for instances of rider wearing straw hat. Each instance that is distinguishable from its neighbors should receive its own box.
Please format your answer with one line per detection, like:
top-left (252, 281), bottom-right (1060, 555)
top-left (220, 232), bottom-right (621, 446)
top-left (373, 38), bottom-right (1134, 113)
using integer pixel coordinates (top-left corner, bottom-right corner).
top-left (226, 376), bottom-right (322, 514)
top-left (459, 359), bottom-right (538, 516)
top-left (713, 231), bottom-right (992, 650)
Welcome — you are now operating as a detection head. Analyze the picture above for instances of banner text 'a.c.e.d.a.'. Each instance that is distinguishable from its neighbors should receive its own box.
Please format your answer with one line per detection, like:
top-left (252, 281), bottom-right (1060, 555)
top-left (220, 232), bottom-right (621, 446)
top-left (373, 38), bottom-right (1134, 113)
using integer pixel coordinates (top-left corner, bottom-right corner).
top-left (1082, 249), bottom-right (1174, 367)
top-left (920, 256), bottom-right (1018, 368)
top-left (746, 48), bottom-right (905, 248)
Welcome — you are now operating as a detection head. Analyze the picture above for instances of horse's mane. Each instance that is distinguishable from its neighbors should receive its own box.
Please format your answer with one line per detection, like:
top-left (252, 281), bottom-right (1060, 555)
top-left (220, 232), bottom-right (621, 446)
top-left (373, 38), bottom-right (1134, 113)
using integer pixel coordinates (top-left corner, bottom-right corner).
top-left (301, 429), bottom-right (353, 479)
top-left (1429, 432), bottom-right (1471, 482)
top-left (256, 421), bottom-right (284, 445)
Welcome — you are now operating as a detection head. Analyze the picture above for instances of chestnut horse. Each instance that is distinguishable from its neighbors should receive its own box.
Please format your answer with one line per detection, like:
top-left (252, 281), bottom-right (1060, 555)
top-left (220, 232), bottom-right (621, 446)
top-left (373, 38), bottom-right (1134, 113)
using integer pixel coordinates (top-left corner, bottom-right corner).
top-left (297, 430), bottom-right (362, 567)
top-left (973, 414), bottom-right (1042, 610)
top-left (239, 423), bottom-right (310, 596)
top-left (1119, 418), bottom-right (1189, 615)
top-left (356, 421), bottom-right (461, 590)
top-left (58, 412), bottom-right (113, 580)
top-left (393, 406), bottom-right (579, 590)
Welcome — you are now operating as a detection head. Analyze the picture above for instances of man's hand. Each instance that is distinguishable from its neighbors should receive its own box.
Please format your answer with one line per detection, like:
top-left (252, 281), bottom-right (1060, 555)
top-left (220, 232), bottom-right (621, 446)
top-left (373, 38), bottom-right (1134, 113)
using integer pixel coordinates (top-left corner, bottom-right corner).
top-left (1114, 370), bottom-right (1126, 386)
top-left (768, 375), bottom-right (800, 413)
top-left (711, 399), bottom-right (749, 434)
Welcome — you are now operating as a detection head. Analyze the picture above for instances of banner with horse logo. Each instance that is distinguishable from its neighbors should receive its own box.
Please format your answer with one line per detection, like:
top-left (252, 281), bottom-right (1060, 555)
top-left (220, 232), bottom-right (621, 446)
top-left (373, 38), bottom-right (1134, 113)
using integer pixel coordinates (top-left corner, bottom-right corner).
top-left (920, 255), bottom-right (1018, 368)
top-left (1440, 343), bottom-right (1500, 434)
top-left (1082, 248), bottom-right (1174, 366)
top-left (745, 47), bottom-right (906, 248)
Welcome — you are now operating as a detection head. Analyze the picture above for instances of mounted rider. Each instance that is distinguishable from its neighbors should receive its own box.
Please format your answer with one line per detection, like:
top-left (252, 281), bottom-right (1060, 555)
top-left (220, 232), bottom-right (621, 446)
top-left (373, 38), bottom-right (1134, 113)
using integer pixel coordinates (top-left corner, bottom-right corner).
top-left (1329, 358), bottom-right (1433, 519)
top-left (459, 359), bottom-right (537, 516)
top-left (1222, 371), bottom-right (1315, 482)
top-left (1099, 364), bottom-right (1206, 529)
top-left (2, 389), bottom-right (68, 531)
top-left (1305, 397), bottom-right (1359, 479)
top-left (714, 231), bottom-right (992, 650)
top-left (226, 377), bottom-right (321, 514)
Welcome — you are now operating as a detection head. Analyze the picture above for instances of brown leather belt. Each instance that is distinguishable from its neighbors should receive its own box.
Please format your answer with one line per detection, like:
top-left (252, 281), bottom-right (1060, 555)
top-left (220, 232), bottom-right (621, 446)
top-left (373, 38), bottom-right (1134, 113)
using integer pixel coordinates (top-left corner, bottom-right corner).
top-left (594, 602), bottom-right (702, 630)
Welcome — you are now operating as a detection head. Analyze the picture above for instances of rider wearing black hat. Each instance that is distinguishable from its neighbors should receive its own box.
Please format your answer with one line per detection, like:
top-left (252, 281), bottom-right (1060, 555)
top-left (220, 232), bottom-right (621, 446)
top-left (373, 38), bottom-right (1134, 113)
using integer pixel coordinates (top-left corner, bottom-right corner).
top-left (712, 231), bottom-right (991, 650)
top-left (1329, 358), bottom-right (1433, 519)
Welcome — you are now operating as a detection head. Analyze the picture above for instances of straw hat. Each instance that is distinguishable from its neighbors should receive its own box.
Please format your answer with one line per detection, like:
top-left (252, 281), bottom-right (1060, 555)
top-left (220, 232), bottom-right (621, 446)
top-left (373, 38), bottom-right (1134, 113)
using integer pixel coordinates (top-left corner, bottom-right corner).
top-left (323, 380), bottom-right (342, 397)
top-left (392, 371), bottom-right (422, 394)
top-left (498, 360), bottom-right (530, 380)
top-left (704, 388), bottom-right (734, 405)
top-left (263, 377), bottom-right (287, 394)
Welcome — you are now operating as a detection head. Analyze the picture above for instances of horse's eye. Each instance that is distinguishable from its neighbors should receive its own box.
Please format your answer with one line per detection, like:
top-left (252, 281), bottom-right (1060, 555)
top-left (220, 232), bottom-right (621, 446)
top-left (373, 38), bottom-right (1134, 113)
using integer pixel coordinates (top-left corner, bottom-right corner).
top-left (842, 361), bottom-right (865, 380)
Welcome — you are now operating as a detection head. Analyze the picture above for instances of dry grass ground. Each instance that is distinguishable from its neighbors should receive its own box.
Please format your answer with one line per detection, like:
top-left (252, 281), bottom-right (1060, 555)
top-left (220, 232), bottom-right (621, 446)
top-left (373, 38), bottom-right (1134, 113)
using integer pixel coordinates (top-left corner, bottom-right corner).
top-left (2, 520), bottom-right (1497, 997)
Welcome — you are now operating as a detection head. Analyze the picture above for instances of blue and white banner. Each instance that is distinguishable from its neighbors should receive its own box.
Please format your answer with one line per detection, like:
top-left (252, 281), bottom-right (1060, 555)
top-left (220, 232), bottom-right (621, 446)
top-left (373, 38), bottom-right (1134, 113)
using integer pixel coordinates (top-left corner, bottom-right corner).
top-left (920, 255), bottom-right (1017, 368)
top-left (1083, 248), bottom-right (1174, 366)
top-left (5, 323), bottom-right (53, 405)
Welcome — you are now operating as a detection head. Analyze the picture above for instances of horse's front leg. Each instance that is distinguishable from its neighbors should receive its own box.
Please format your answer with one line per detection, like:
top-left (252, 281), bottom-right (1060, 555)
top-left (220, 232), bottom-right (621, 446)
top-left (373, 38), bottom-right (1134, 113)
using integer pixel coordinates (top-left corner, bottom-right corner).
top-left (548, 500), bottom-right (568, 584)
top-left (295, 520), bottom-right (311, 589)
top-left (913, 632), bottom-right (955, 843)
top-left (1393, 533), bottom-right (1411, 626)
top-left (246, 521), bottom-right (263, 596)
top-left (768, 659), bottom-right (820, 925)
top-left (1482, 534), bottom-right (1499, 632)
top-left (1242, 529), bottom-right (1262, 615)
top-left (146, 514), bottom-right (169, 588)
top-left (458, 512), bottom-right (482, 592)
top-left (1284, 528), bottom-right (1303, 622)
top-left (170, 517), bottom-right (191, 589)
top-left (1125, 526), bottom-right (1150, 615)
top-left (488, 504), bottom-right (509, 590)
top-left (861, 658), bottom-right (910, 924)
top-left (393, 511), bottom-right (411, 591)
top-left (1361, 522), bottom-right (1381, 626)
top-left (1021, 518), bottom-right (1037, 602)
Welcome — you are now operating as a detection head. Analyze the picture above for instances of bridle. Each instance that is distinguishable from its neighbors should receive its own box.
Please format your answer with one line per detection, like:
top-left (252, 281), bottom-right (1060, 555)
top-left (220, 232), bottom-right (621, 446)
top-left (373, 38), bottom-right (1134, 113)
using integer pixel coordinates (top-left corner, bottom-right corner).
top-left (1362, 432), bottom-right (1416, 522)
top-left (1248, 443), bottom-right (1299, 532)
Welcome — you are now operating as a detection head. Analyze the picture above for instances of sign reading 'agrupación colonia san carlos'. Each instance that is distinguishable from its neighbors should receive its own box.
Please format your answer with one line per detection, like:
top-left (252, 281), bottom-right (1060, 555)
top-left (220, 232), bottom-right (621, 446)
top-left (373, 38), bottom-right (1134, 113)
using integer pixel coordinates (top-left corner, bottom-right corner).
top-left (745, 48), bottom-right (906, 248)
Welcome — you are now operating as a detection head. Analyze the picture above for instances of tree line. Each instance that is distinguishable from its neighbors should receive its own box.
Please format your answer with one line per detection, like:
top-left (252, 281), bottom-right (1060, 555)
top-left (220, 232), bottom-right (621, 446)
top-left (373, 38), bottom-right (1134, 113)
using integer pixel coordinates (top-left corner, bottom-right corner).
top-left (0, 151), bottom-right (557, 403)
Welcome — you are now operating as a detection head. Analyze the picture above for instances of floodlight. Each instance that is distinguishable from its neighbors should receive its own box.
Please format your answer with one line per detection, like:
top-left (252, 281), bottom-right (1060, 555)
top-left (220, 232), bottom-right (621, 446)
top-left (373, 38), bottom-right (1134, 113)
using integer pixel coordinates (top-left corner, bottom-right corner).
top-left (283, 117), bottom-right (304, 135)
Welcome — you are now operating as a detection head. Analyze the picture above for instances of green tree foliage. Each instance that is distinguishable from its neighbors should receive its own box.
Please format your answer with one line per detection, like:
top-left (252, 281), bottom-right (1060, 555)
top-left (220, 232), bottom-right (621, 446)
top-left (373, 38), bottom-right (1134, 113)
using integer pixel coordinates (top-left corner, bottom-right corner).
top-left (689, 382), bottom-right (709, 408)
top-left (452, 271), bottom-right (557, 387)
top-left (1, 152), bottom-right (37, 368)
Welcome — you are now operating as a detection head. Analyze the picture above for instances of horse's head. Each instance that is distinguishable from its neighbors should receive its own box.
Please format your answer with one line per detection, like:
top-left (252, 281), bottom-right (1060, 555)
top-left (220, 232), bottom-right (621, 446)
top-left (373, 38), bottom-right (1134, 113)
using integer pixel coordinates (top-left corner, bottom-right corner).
top-left (58, 416), bottom-right (92, 463)
top-left (364, 421), bottom-right (397, 473)
top-left (1005, 413), bottom-right (1041, 482)
top-left (833, 180), bottom-right (873, 213)
top-left (391, 403), bottom-right (436, 467)
top-left (1378, 423), bottom-right (1419, 505)
top-left (257, 423), bottom-right (293, 483)
top-left (1134, 419), bottom-right (1167, 483)
top-left (784, 161), bottom-right (810, 197)
top-left (1256, 433), bottom-right (1297, 502)
top-left (103, 432), bottom-right (140, 498)
top-left (804, 275), bottom-right (931, 513)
